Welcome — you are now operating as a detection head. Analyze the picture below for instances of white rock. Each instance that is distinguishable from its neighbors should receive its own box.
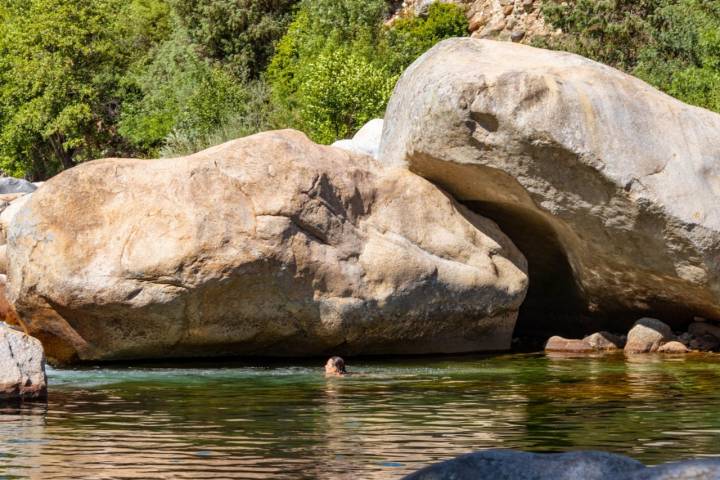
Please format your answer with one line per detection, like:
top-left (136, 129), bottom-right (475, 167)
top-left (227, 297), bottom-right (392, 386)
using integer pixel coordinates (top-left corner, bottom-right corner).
top-left (332, 119), bottom-right (384, 159)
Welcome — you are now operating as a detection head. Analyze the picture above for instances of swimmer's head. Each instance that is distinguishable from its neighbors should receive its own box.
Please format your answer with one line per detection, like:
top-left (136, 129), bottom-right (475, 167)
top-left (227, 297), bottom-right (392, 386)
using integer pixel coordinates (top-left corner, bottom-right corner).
top-left (325, 356), bottom-right (346, 376)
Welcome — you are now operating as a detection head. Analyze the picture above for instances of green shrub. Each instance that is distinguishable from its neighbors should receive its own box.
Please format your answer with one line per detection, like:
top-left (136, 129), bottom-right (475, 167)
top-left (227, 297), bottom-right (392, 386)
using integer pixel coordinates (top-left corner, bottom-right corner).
top-left (296, 48), bottom-right (397, 144)
top-left (267, 0), bottom-right (469, 144)
top-left (119, 27), bottom-right (250, 154)
top-left (387, 3), bottom-right (469, 71)
top-left (160, 80), bottom-right (276, 156)
top-left (539, 0), bottom-right (720, 113)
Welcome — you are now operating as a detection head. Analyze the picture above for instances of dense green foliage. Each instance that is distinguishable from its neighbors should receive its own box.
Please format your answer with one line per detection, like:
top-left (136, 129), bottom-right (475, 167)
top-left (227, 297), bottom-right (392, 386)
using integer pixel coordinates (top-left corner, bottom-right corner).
top-left (539, 0), bottom-right (720, 113)
top-left (172, 0), bottom-right (299, 80)
top-left (267, 1), bottom-right (468, 143)
top-left (0, 0), bottom-right (468, 178)
top-left (0, 0), bottom-right (132, 177)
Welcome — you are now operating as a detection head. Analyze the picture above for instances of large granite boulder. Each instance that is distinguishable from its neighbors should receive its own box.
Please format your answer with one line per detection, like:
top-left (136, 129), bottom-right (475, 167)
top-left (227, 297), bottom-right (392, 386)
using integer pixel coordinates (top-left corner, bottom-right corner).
top-left (380, 38), bottom-right (720, 334)
top-left (402, 450), bottom-right (720, 480)
top-left (7, 129), bottom-right (527, 363)
top-left (0, 323), bottom-right (47, 401)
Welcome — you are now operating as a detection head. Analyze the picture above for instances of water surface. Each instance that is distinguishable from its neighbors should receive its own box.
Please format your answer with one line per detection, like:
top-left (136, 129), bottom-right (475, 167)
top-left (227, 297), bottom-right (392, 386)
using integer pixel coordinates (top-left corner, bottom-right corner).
top-left (2, 353), bottom-right (720, 479)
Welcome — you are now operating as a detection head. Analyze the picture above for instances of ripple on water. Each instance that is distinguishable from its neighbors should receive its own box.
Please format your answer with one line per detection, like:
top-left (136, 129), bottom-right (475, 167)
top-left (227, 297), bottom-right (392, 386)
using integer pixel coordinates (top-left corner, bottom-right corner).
top-left (3, 354), bottom-right (720, 478)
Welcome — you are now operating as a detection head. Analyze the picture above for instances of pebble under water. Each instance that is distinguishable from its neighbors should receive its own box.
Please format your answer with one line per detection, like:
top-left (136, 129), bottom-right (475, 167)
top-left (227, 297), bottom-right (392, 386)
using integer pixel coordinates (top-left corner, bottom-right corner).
top-left (2, 353), bottom-right (720, 479)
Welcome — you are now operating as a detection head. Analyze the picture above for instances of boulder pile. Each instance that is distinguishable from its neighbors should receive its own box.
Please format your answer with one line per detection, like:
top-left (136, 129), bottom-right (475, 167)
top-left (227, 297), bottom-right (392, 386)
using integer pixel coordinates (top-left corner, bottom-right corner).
top-left (545, 317), bottom-right (720, 355)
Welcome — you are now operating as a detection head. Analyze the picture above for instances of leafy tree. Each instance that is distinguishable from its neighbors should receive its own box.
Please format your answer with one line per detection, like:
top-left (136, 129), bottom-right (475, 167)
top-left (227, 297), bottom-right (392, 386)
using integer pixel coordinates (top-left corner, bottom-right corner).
top-left (119, 27), bottom-right (249, 153)
top-left (267, 0), bottom-right (469, 144)
top-left (296, 48), bottom-right (397, 144)
top-left (171, 0), bottom-right (299, 80)
top-left (538, 0), bottom-right (661, 72)
top-left (0, 0), bottom-right (130, 178)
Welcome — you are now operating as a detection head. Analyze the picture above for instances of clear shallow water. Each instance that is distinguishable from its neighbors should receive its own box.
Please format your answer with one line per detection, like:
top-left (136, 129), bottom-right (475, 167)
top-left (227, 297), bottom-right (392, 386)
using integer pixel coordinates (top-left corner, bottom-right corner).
top-left (2, 353), bottom-right (720, 479)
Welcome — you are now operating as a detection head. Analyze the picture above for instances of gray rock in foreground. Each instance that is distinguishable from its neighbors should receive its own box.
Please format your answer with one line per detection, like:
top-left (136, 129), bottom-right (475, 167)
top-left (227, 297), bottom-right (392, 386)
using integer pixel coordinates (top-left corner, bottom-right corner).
top-left (402, 450), bottom-right (720, 480)
top-left (632, 460), bottom-right (720, 479)
top-left (0, 322), bottom-right (47, 401)
top-left (402, 450), bottom-right (645, 480)
top-left (0, 177), bottom-right (36, 195)
top-left (379, 38), bottom-right (720, 332)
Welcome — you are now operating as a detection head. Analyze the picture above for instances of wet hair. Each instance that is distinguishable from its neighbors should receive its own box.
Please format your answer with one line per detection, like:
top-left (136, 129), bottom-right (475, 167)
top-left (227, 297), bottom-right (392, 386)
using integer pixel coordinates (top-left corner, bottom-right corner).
top-left (327, 356), bottom-right (346, 373)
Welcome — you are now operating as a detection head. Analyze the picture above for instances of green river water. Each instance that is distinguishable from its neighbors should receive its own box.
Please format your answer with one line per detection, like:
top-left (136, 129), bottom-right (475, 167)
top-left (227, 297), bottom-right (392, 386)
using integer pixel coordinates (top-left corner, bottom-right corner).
top-left (2, 353), bottom-right (720, 479)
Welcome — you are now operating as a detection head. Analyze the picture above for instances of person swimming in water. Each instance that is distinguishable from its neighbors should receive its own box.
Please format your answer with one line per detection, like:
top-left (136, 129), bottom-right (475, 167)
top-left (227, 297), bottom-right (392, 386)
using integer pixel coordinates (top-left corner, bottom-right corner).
top-left (324, 356), bottom-right (347, 376)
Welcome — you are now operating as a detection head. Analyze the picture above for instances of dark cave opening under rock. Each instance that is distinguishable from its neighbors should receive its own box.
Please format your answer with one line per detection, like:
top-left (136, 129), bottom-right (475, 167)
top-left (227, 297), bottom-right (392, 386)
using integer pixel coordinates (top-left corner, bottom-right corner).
top-left (464, 200), bottom-right (631, 340)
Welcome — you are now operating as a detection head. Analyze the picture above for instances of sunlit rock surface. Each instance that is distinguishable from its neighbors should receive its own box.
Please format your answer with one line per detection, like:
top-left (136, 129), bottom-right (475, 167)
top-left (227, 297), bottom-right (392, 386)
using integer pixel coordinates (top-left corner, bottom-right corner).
top-left (7, 129), bottom-right (527, 363)
top-left (380, 38), bottom-right (720, 334)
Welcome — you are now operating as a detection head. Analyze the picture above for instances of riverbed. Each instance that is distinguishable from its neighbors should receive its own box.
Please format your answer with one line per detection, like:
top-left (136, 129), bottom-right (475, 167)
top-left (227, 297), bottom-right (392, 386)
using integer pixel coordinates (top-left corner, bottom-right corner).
top-left (2, 353), bottom-right (720, 479)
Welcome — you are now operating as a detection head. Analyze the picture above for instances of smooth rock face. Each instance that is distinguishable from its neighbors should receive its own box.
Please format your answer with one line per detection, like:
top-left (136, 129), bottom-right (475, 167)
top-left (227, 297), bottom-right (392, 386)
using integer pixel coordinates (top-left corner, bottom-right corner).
top-left (0, 177), bottom-right (36, 195)
top-left (402, 450), bottom-right (720, 480)
top-left (0, 323), bottom-right (47, 401)
top-left (7, 129), bottom-right (528, 363)
top-left (583, 331), bottom-right (623, 351)
top-left (331, 119), bottom-right (384, 160)
top-left (625, 318), bottom-right (674, 354)
top-left (402, 450), bottom-right (645, 480)
top-left (544, 336), bottom-right (593, 353)
top-left (380, 38), bottom-right (720, 333)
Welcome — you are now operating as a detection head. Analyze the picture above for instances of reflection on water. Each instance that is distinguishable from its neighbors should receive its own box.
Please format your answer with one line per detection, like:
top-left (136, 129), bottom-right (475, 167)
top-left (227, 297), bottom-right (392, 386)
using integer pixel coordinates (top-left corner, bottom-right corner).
top-left (2, 353), bottom-right (720, 479)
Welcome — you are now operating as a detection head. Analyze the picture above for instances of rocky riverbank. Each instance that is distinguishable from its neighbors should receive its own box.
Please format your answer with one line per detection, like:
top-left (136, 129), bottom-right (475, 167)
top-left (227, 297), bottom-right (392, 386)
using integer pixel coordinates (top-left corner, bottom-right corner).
top-left (545, 317), bottom-right (720, 355)
top-left (0, 38), bottom-right (719, 377)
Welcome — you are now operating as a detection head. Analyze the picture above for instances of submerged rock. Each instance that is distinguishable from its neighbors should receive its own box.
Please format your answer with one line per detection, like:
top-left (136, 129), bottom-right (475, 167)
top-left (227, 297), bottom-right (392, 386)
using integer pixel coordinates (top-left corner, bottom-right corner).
top-left (0, 322), bottom-right (47, 401)
top-left (402, 450), bottom-right (720, 480)
top-left (8, 130), bottom-right (527, 363)
top-left (379, 38), bottom-right (720, 333)
top-left (689, 334), bottom-right (720, 352)
top-left (625, 318), bottom-right (674, 354)
top-left (544, 336), bottom-right (594, 353)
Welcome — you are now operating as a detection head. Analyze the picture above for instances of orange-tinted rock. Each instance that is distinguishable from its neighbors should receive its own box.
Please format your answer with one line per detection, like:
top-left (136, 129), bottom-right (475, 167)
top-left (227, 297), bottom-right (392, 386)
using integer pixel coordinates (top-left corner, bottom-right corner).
top-left (658, 341), bottom-right (690, 354)
top-left (583, 331), bottom-right (623, 351)
top-left (624, 318), bottom-right (674, 354)
top-left (545, 336), bottom-right (594, 353)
